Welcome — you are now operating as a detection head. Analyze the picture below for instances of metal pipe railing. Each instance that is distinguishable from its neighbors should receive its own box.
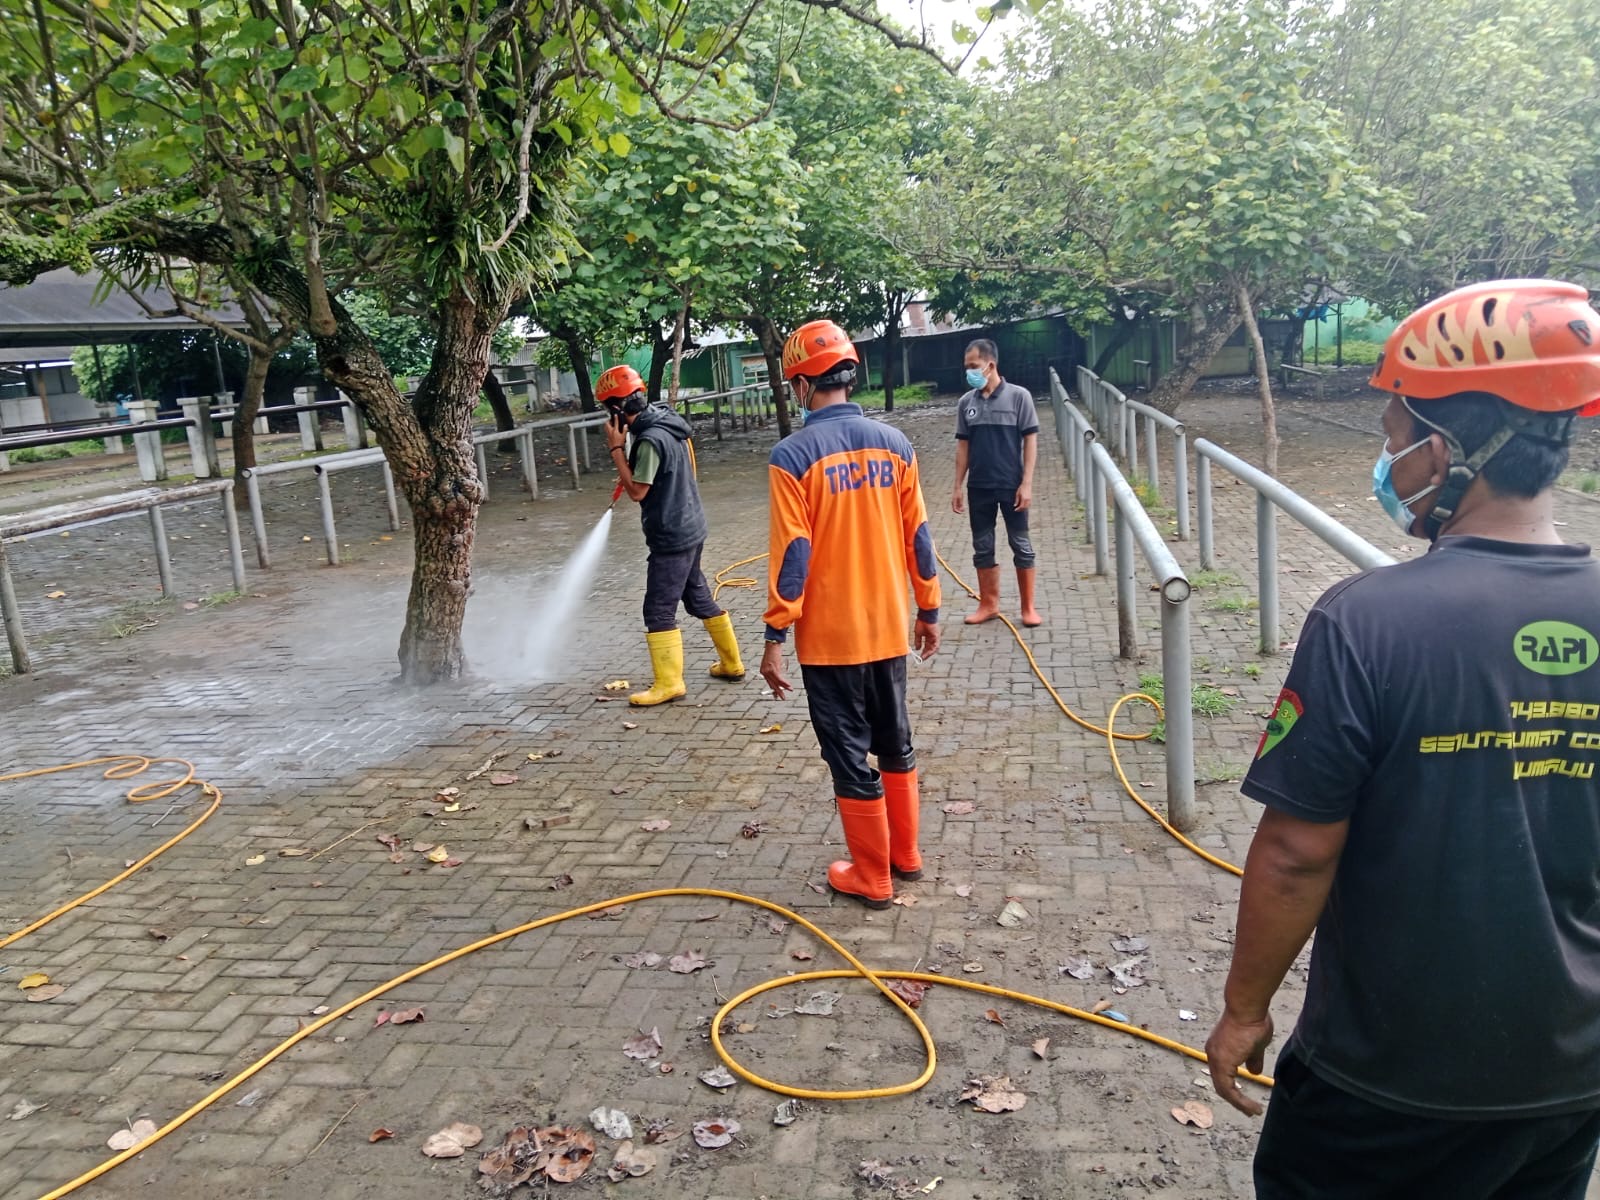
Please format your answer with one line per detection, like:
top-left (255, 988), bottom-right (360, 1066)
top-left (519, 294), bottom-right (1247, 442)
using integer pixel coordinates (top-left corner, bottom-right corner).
top-left (1074, 366), bottom-right (1190, 540)
top-left (0, 479), bottom-right (247, 675)
top-left (1047, 369), bottom-right (1196, 831)
top-left (1193, 437), bottom-right (1395, 653)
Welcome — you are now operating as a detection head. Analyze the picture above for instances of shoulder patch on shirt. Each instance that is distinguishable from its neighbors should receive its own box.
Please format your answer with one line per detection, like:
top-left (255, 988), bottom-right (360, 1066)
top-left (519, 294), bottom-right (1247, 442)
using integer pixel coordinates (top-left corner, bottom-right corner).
top-left (1256, 688), bottom-right (1303, 759)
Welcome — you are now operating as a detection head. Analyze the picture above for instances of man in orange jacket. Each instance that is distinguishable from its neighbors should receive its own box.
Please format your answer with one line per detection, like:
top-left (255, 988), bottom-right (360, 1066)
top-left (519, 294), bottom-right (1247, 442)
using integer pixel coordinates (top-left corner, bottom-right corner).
top-left (760, 320), bottom-right (942, 908)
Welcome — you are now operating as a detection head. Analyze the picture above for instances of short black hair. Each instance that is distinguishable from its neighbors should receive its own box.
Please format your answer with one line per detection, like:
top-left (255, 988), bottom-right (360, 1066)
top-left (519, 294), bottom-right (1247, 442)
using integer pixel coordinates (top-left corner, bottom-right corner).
top-left (1407, 391), bottom-right (1571, 498)
top-left (965, 338), bottom-right (998, 364)
top-left (800, 362), bottom-right (857, 393)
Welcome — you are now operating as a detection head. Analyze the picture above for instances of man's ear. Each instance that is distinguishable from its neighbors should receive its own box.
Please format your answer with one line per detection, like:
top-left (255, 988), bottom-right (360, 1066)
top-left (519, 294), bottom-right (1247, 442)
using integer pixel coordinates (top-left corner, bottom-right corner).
top-left (1427, 432), bottom-right (1450, 486)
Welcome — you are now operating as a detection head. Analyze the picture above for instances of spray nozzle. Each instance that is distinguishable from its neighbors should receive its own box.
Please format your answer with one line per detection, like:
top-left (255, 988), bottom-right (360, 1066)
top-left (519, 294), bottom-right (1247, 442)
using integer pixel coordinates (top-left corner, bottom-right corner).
top-left (608, 481), bottom-right (625, 511)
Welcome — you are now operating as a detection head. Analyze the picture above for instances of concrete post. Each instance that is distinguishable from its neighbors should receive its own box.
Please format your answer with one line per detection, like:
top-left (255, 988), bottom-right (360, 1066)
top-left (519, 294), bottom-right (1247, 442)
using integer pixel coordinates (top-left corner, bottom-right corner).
top-left (125, 399), bottom-right (168, 482)
top-left (340, 393), bottom-right (369, 449)
top-left (296, 387), bottom-right (324, 450)
top-left (0, 452), bottom-right (9, 474)
top-left (103, 436), bottom-right (124, 455)
top-left (0, 539), bottom-right (31, 675)
top-left (179, 396), bottom-right (220, 479)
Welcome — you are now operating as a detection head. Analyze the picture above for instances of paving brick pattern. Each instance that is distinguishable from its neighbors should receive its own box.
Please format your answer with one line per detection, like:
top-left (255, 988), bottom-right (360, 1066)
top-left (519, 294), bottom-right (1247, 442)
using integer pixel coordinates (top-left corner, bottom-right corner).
top-left (2, 392), bottom-right (1597, 1199)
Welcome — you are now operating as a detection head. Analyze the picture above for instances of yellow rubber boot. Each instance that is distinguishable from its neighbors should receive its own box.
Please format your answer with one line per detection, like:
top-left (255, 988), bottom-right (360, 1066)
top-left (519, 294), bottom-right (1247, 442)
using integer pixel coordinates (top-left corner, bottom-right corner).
top-left (703, 612), bottom-right (746, 681)
top-left (630, 630), bottom-right (687, 706)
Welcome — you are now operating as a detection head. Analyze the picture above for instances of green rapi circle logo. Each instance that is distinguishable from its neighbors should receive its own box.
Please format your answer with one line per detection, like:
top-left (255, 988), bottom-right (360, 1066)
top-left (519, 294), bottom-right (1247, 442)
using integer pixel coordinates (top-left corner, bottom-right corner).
top-left (1514, 621), bottom-right (1599, 675)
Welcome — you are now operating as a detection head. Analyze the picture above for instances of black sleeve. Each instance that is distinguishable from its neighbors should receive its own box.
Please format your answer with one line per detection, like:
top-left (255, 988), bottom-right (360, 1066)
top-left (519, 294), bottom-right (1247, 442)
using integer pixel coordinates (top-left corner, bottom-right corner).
top-left (1240, 605), bottom-right (1378, 823)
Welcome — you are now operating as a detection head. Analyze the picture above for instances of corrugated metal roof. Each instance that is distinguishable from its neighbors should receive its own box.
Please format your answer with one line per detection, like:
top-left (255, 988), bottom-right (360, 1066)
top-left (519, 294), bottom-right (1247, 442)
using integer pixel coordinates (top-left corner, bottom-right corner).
top-left (0, 268), bottom-right (245, 348)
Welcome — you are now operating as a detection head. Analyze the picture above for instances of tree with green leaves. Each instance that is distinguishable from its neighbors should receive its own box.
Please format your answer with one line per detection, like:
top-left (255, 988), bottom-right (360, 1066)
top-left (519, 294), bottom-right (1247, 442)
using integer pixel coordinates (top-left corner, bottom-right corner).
top-left (0, 0), bottom-right (930, 681)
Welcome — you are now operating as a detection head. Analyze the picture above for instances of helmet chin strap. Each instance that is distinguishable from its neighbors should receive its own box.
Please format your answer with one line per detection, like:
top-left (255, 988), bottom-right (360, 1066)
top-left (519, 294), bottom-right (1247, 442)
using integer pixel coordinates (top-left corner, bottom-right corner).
top-left (1404, 397), bottom-right (1572, 540)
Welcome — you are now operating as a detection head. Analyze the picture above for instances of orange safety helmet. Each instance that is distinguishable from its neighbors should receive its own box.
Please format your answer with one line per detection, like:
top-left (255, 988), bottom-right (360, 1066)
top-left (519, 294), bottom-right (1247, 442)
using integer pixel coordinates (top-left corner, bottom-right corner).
top-left (1370, 279), bottom-right (1600, 416)
top-left (782, 319), bottom-right (860, 381)
top-left (595, 364), bottom-right (645, 405)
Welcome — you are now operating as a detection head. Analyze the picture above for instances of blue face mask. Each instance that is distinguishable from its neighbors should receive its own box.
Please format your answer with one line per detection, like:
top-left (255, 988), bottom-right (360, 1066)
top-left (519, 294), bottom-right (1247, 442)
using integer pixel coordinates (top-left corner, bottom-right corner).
top-left (965, 367), bottom-right (988, 390)
top-left (1372, 437), bottom-right (1435, 533)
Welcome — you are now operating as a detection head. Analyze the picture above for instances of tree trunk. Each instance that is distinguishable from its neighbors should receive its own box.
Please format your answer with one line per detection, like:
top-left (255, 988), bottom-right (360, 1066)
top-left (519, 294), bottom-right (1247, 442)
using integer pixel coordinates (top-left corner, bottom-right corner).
top-left (747, 314), bottom-right (791, 438)
top-left (481, 368), bottom-right (515, 432)
top-left (1091, 311), bottom-right (1141, 377)
top-left (1146, 297), bottom-right (1243, 416)
top-left (1236, 283), bottom-right (1279, 475)
top-left (393, 286), bottom-right (506, 683)
top-left (1279, 315), bottom-right (1305, 369)
top-left (558, 331), bottom-right (597, 412)
top-left (883, 320), bottom-right (901, 412)
top-left (231, 344), bottom-right (271, 484)
top-left (646, 324), bottom-right (671, 407)
top-left (668, 288), bottom-right (692, 411)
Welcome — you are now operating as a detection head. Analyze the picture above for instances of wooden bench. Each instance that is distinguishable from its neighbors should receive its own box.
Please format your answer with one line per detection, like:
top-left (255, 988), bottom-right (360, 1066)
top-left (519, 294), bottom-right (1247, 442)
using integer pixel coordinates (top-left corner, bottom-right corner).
top-left (1278, 363), bottom-right (1329, 400)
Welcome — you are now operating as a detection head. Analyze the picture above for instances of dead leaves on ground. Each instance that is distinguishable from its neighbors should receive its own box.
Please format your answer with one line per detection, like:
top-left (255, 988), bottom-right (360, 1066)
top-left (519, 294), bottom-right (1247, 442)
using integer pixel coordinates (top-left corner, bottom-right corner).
top-left (421, 1121), bottom-right (484, 1158)
top-left (960, 1074), bottom-right (1027, 1114)
top-left (1171, 1099), bottom-right (1215, 1129)
top-left (667, 950), bottom-right (709, 974)
top-left (374, 1007), bottom-right (425, 1028)
top-left (691, 1118), bottom-right (740, 1149)
top-left (622, 1028), bottom-right (663, 1061)
top-left (106, 1118), bottom-right (158, 1151)
top-left (886, 979), bottom-right (929, 1009)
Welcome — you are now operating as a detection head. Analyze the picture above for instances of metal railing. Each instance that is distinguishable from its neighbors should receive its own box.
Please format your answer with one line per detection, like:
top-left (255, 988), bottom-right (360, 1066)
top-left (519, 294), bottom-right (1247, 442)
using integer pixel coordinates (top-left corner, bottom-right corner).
top-left (1076, 366), bottom-right (1190, 540)
top-left (1193, 437), bottom-right (1395, 654)
top-left (0, 478), bottom-right (247, 675)
top-left (1047, 369), bottom-right (1196, 831)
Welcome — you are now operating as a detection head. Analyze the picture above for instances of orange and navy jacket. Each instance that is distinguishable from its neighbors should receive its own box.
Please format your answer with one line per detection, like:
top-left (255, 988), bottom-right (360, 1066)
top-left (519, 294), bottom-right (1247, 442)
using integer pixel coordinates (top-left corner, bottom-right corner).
top-left (764, 403), bottom-right (940, 666)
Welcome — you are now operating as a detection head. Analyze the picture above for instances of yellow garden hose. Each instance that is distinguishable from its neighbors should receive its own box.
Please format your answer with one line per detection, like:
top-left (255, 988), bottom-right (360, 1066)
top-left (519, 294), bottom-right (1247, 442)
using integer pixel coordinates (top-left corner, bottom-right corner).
top-left (3, 544), bottom-right (1259, 1198)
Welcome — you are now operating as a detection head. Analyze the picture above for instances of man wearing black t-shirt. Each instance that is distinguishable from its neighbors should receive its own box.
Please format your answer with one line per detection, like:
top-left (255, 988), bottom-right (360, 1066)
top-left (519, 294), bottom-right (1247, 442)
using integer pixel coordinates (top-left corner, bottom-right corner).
top-left (952, 338), bottom-right (1042, 627)
top-left (1206, 279), bottom-right (1600, 1199)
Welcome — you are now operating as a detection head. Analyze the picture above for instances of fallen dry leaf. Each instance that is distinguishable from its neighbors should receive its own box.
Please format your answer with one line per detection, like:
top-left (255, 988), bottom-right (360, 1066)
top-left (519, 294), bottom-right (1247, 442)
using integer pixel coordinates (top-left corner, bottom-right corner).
top-left (961, 962), bottom-right (985, 974)
top-left (1091, 998), bottom-right (1115, 1015)
top-left (421, 1121), bottom-right (483, 1158)
top-left (45, 590), bottom-right (66, 600)
top-left (411, 841), bottom-right (434, 853)
top-left (376, 833), bottom-right (403, 852)
top-left (954, 884), bottom-right (973, 898)
top-left (244, 854), bottom-right (265, 866)
top-left (439, 857), bottom-right (464, 869)
top-left (692, 1118), bottom-right (740, 1149)
top-left (25, 984), bottom-right (66, 1002)
top-left (542, 1127), bottom-right (596, 1183)
top-left (374, 1011), bottom-right (390, 1027)
top-left (388, 852), bottom-right (407, 864)
top-left (942, 801), bottom-right (975, 815)
top-left (1111, 934), bottom-right (1150, 954)
top-left (740, 820), bottom-right (764, 838)
top-left (891, 893), bottom-right (918, 907)
top-left (478, 1125), bottom-right (542, 1191)
top-left (7, 1100), bottom-right (45, 1121)
top-left (758, 723), bottom-right (782, 735)
top-left (622, 1027), bottom-right (663, 1060)
top-left (698, 1066), bottom-right (736, 1090)
top-left (1032, 1037), bottom-right (1051, 1059)
top-left (790, 949), bottom-right (814, 962)
top-left (668, 950), bottom-right (709, 974)
top-left (424, 845), bottom-right (450, 864)
top-left (1171, 1100), bottom-right (1214, 1129)
top-left (793, 990), bottom-right (842, 1016)
top-left (435, 787), bottom-right (461, 802)
top-left (887, 979), bottom-right (929, 1008)
top-left (982, 1008), bottom-right (1006, 1027)
top-left (1108, 955), bottom-right (1148, 989)
top-left (1060, 956), bottom-right (1096, 980)
top-left (390, 1007), bottom-right (425, 1025)
top-left (549, 873), bottom-right (574, 890)
top-left (619, 951), bottom-right (663, 969)
top-left (603, 680), bottom-right (630, 691)
top-left (640, 819), bottom-right (671, 832)
top-left (526, 752), bottom-right (545, 762)
top-left (107, 1118), bottom-right (158, 1152)
top-left (17, 973), bottom-right (49, 990)
top-left (622, 721), bottom-right (639, 731)
top-left (278, 848), bottom-right (310, 858)
top-left (606, 1140), bottom-right (657, 1181)
top-left (147, 928), bottom-right (171, 942)
top-left (369, 1128), bottom-right (395, 1143)
top-left (960, 1074), bottom-right (1027, 1114)
top-left (489, 773), bottom-right (519, 786)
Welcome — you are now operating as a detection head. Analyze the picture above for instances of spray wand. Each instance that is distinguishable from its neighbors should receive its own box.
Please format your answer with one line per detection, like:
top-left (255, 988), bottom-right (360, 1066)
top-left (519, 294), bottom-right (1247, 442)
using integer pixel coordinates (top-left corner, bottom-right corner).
top-left (607, 481), bottom-right (625, 511)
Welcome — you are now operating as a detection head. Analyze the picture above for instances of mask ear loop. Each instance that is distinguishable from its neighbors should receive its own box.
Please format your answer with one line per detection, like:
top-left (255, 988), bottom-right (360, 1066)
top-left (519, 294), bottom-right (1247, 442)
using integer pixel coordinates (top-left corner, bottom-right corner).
top-left (1404, 398), bottom-right (1515, 540)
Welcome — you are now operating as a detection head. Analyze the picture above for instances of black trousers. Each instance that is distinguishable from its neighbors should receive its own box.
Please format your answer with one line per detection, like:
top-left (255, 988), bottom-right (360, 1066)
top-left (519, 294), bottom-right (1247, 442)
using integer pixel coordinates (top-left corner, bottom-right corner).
top-left (967, 486), bottom-right (1035, 569)
top-left (643, 542), bottom-right (721, 633)
top-left (1255, 1048), bottom-right (1600, 1200)
top-left (800, 657), bottom-right (915, 800)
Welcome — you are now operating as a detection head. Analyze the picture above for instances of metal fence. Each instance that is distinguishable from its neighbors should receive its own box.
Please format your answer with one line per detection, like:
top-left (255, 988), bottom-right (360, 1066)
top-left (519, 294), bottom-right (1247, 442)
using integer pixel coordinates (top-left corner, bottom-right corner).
top-left (1047, 369), bottom-right (1196, 831)
top-left (1193, 438), bottom-right (1394, 653)
top-left (1076, 366), bottom-right (1190, 540)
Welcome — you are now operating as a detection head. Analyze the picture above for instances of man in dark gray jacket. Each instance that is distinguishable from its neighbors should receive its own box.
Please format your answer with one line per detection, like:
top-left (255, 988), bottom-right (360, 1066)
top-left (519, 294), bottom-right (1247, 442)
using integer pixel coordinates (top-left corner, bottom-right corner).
top-left (597, 365), bottom-right (744, 706)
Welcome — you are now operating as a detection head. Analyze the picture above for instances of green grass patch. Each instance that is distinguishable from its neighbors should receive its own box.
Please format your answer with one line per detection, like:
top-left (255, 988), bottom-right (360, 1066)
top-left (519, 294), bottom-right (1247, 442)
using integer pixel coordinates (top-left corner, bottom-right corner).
top-left (1305, 340), bottom-right (1382, 367)
top-left (1189, 569), bottom-right (1242, 590)
top-left (1208, 593), bottom-right (1259, 613)
top-left (199, 589), bottom-right (245, 609)
top-left (1136, 672), bottom-right (1238, 742)
top-left (6, 439), bottom-right (105, 463)
top-left (1243, 662), bottom-right (1262, 679)
top-left (1579, 474), bottom-right (1600, 495)
top-left (855, 382), bottom-right (936, 411)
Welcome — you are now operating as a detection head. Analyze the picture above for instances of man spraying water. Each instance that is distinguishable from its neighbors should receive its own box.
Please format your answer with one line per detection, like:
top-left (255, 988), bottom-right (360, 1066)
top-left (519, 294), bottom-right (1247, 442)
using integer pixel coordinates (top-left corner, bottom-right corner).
top-left (598, 365), bottom-right (745, 706)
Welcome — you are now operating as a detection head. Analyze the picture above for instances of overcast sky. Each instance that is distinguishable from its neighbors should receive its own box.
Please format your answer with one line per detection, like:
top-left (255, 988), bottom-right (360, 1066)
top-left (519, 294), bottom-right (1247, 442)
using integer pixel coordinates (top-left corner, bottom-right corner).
top-left (878, 0), bottom-right (1019, 68)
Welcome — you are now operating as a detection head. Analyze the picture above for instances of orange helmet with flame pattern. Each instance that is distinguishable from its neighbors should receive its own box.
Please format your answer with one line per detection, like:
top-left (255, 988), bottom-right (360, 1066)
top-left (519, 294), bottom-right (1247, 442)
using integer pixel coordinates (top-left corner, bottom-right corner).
top-left (1370, 279), bottom-right (1600, 416)
top-left (781, 319), bottom-right (859, 381)
top-left (595, 364), bottom-right (645, 405)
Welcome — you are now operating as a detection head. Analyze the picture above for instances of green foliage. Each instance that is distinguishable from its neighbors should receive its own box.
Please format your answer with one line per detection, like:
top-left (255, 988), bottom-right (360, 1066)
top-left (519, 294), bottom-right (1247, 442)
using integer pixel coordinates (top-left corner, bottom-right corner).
top-left (854, 383), bottom-right (935, 410)
top-left (1208, 593), bottom-right (1260, 613)
top-left (1189, 569), bottom-right (1243, 590)
top-left (1243, 662), bottom-right (1263, 678)
top-left (1135, 670), bottom-right (1236, 742)
top-left (1306, 340), bottom-right (1381, 367)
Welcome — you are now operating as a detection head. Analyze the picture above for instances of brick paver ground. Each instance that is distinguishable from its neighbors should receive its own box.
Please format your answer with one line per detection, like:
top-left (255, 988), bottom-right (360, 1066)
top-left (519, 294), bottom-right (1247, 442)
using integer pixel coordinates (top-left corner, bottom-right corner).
top-left (2, 389), bottom-right (1597, 1200)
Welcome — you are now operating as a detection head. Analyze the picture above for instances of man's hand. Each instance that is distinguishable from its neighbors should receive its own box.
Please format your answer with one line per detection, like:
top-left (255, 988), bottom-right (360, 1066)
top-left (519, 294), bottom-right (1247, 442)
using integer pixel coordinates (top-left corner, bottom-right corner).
top-left (603, 418), bottom-right (626, 452)
top-left (912, 620), bottom-right (940, 661)
top-left (760, 641), bottom-right (794, 701)
top-left (1204, 1009), bottom-right (1273, 1116)
top-left (951, 489), bottom-right (965, 515)
top-left (1014, 481), bottom-right (1032, 511)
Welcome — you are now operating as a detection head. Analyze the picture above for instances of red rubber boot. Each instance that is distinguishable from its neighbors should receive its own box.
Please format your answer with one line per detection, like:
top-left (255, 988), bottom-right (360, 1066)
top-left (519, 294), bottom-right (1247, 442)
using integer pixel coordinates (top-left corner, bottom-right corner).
top-left (827, 797), bottom-right (893, 910)
top-left (882, 769), bottom-right (923, 882)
